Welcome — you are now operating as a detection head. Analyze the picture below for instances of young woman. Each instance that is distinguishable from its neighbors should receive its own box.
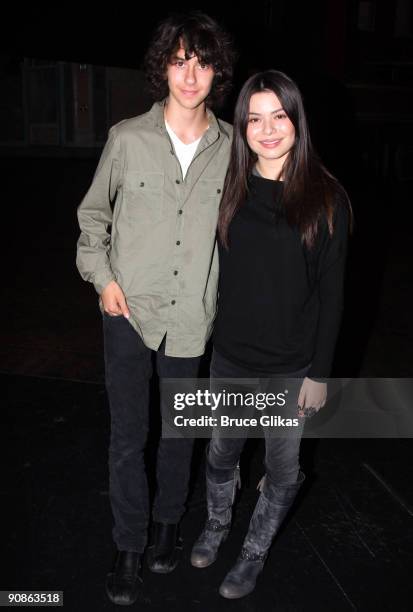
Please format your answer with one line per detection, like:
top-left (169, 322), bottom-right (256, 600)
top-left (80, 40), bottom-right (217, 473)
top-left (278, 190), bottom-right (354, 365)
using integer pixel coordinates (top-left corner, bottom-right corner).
top-left (190, 70), bottom-right (352, 599)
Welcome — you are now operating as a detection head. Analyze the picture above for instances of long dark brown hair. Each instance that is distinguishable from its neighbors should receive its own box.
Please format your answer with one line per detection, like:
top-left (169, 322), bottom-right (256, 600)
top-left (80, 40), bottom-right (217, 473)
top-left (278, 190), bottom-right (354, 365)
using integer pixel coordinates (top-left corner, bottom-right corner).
top-left (218, 70), bottom-right (352, 248)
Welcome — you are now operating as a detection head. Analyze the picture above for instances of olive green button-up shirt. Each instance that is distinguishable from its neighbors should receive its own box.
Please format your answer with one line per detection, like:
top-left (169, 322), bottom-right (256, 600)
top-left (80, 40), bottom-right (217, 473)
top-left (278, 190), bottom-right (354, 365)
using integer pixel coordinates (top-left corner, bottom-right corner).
top-left (76, 101), bottom-right (232, 357)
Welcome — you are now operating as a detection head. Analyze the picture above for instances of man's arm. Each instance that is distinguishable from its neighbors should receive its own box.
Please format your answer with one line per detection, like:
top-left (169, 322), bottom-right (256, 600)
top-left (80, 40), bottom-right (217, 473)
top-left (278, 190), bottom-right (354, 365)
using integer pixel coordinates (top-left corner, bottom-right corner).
top-left (76, 126), bottom-right (122, 295)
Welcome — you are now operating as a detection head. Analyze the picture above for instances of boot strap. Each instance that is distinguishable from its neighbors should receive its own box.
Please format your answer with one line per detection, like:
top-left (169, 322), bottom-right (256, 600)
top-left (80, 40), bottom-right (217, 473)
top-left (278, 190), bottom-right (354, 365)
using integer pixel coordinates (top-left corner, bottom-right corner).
top-left (240, 547), bottom-right (267, 562)
top-left (205, 518), bottom-right (231, 532)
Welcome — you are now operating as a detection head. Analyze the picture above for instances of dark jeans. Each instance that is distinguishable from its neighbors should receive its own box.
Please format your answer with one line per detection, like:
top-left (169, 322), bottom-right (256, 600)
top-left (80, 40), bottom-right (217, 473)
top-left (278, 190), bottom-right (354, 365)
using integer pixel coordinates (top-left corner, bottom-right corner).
top-left (209, 348), bottom-right (309, 487)
top-left (103, 313), bottom-right (201, 553)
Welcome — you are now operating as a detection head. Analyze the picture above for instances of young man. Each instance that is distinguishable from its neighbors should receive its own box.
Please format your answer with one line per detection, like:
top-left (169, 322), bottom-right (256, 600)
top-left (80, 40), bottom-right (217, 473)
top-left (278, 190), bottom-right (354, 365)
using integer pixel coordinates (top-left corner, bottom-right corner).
top-left (76, 11), bottom-right (234, 606)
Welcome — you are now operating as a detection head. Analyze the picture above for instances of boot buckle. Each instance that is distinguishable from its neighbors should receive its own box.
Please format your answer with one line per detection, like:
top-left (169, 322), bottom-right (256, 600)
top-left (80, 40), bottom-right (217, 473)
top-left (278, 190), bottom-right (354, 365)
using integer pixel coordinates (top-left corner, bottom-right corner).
top-left (205, 518), bottom-right (231, 532)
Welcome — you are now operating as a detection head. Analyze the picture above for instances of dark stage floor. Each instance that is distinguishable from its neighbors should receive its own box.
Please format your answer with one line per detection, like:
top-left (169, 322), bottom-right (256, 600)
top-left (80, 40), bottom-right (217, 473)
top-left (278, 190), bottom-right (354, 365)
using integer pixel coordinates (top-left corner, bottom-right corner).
top-left (2, 157), bottom-right (413, 611)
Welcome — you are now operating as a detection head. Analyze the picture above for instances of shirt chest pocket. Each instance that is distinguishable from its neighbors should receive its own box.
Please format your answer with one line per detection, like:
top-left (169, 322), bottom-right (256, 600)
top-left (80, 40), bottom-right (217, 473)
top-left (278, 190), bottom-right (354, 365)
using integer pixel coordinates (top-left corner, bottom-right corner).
top-left (198, 178), bottom-right (223, 216)
top-left (124, 171), bottom-right (165, 222)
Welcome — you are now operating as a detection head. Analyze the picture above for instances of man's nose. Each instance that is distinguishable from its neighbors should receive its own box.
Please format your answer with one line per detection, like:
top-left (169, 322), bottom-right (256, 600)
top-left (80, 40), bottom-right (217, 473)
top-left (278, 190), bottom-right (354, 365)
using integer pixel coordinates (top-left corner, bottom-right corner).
top-left (185, 64), bottom-right (196, 84)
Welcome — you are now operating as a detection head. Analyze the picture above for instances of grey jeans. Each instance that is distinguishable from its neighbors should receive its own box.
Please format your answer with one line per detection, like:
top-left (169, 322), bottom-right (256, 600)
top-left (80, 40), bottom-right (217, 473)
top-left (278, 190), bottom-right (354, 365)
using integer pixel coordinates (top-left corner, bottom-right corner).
top-left (209, 348), bottom-right (309, 486)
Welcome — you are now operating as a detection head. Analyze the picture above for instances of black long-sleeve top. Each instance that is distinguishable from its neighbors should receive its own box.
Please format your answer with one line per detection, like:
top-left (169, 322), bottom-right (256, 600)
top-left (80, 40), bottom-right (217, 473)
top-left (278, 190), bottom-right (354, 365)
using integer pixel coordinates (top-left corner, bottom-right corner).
top-left (213, 173), bottom-right (349, 378)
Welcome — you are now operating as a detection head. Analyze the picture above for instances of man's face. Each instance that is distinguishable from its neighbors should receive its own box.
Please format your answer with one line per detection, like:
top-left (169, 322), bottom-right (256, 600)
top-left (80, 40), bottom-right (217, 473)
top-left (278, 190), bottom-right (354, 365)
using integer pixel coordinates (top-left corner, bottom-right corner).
top-left (166, 45), bottom-right (215, 110)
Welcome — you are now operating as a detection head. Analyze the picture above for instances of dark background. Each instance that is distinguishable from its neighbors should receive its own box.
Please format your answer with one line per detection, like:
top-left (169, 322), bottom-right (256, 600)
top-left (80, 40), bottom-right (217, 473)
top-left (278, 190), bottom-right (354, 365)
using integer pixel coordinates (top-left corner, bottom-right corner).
top-left (1, 1), bottom-right (413, 610)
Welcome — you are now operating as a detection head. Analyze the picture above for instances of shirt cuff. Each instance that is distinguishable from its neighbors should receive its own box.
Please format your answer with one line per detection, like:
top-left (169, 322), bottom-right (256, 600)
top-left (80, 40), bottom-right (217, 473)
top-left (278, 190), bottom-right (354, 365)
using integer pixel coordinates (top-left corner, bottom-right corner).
top-left (93, 268), bottom-right (116, 295)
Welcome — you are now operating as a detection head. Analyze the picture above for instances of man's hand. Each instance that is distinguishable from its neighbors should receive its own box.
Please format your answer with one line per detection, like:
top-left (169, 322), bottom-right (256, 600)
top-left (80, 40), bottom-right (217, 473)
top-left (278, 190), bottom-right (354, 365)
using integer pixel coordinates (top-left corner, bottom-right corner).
top-left (101, 280), bottom-right (130, 318)
top-left (297, 377), bottom-right (327, 417)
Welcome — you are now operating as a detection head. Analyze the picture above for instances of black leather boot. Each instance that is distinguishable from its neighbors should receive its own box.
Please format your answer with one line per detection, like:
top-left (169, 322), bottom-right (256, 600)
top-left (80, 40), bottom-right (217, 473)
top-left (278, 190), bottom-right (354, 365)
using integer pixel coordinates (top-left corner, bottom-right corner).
top-left (105, 551), bottom-right (143, 605)
top-left (190, 448), bottom-right (241, 568)
top-left (219, 471), bottom-right (305, 599)
top-left (147, 522), bottom-right (183, 573)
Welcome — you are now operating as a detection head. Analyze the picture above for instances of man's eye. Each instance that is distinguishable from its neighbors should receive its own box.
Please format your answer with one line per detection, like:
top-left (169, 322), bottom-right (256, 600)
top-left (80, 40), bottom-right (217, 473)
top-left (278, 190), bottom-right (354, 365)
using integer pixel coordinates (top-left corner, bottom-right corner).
top-left (199, 63), bottom-right (210, 70)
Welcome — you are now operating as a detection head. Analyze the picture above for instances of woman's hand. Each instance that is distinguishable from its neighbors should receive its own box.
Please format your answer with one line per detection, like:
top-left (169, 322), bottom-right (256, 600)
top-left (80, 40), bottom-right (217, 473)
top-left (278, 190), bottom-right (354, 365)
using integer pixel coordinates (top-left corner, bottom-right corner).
top-left (297, 377), bottom-right (327, 417)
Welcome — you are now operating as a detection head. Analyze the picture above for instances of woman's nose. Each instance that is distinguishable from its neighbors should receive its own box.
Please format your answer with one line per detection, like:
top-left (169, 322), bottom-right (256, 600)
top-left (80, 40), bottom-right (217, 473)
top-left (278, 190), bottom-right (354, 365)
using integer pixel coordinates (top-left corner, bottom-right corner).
top-left (263, 118), bottom-right (275, 134)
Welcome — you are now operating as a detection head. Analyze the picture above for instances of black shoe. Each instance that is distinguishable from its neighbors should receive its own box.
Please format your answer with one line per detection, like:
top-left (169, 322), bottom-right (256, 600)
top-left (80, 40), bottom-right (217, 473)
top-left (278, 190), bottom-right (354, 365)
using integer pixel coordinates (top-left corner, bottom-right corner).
top-left (105, 551), bottom-right (143, 606)
top-left (147, 522), bottom-right (183, 574)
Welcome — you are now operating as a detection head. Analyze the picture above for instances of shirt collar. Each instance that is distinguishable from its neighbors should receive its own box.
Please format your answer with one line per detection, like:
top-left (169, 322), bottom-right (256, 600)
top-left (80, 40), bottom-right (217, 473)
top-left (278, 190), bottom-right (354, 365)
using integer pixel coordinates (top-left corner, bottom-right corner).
top-left (149, 99), bottom-right (223, 144)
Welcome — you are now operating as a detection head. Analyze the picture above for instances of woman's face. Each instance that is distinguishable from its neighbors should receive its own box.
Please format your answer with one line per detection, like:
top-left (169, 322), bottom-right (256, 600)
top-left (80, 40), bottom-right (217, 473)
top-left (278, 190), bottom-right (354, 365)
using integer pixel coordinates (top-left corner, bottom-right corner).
top-left (246, 91), bottom-right (295, 168)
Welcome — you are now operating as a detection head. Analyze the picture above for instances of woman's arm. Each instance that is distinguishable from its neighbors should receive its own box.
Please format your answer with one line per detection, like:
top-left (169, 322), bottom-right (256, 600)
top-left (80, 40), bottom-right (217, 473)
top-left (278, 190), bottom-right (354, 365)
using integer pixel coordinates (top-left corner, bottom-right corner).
top-left (297, 196), bottom-right (350, 413)
top-left (307, 196), bottom-right (350, 379)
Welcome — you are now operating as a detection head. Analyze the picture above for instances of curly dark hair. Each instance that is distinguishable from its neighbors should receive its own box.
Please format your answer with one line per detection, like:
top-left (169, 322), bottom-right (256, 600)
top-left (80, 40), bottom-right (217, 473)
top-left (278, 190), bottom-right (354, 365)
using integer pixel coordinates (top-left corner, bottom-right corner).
top-left (143, 11), bottom-right (235, 109)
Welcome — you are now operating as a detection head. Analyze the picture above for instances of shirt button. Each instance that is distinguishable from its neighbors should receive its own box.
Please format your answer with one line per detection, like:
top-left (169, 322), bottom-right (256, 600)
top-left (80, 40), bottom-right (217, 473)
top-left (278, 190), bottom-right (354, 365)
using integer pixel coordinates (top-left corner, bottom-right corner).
top-left (174, 270), bottom-right (178, 275)
top-left (178, 209), bottom-right (183, 215)
top-left (140, 182), bottom-right (144, 187)
top-left (175, 179), bottom-right (180, 184)
top-left (171, 300), bottom-right (176, 305)
top-left (217, 188), bottom-right (221, 194)
top-left (176, 240), bottom-right (181, 245)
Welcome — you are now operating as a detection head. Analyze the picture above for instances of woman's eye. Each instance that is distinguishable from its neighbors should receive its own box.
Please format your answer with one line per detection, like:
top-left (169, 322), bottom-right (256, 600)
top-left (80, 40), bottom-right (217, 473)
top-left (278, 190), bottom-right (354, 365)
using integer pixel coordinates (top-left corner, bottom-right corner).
top-left (275, 113), bottom-right (287, 120)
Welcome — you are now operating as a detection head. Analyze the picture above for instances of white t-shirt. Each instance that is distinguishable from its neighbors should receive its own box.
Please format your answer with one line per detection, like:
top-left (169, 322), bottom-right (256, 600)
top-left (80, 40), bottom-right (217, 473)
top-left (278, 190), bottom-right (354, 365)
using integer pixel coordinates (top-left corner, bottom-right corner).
top-left (165, 120), bottom-right (203, 179)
